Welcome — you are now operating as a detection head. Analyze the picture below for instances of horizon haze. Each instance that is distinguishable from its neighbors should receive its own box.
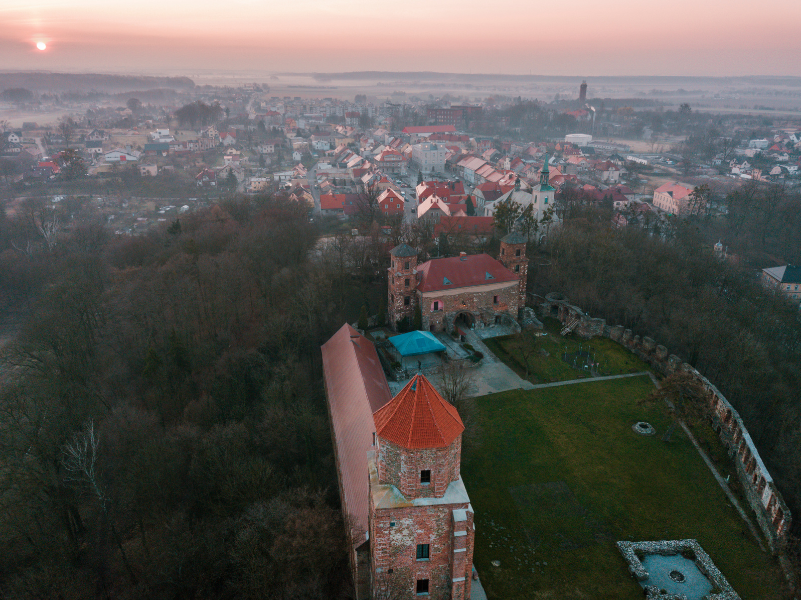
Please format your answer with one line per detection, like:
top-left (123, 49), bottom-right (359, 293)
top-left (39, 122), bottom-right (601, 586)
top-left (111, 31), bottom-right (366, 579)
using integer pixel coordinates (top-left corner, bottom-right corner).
top-left (2, 0), bottom-right (801, 77)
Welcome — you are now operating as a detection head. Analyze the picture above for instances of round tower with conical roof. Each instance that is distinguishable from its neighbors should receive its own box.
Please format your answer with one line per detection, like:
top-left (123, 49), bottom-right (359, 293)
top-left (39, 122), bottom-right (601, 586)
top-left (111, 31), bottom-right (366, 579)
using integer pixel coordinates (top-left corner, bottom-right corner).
top-left (499, 232), bottom-right (528, 315)
top-left (368, 374), bottom-right (475, 600)
top-left (373, 374), bottom-right (464, 499)
top-left (388, 243), bottom-right (419, 330)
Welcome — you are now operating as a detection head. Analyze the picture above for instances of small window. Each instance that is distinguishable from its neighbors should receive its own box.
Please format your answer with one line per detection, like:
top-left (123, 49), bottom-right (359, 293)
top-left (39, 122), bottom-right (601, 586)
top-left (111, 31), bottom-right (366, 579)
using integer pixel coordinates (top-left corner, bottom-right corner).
top-left (443, 277), bottom-right (452, 285)
top-left (405, 278), bottom-right (410, 288)
top-left (432, 301), bottom-right (440, 311)
top-left (416, 579), bottom-right (429, 595)
top-left (515, 249), bottom-right (521, 257)
top-left (404, 296), bottom-right (410, 306)
top-left (493, 295), bottom-right (499, 304)
top-left (405, 261), bottom-right (410, 270)
top-left (514, 264), bottom-right (520, 273)
top-left (416, 544), bottom-right (430, 560)
top-left (420, 470), bottom-right (431, 484)
top-left (390, 521), bottom-right (396, 527)
top-left (485, 271), bottom-right (494, 280)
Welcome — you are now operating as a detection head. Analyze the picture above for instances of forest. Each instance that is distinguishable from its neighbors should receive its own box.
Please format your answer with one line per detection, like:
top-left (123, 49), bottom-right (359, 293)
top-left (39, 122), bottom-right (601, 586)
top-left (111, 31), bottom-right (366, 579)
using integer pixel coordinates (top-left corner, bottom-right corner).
top-left (0, 197), bottom-right (358, 599)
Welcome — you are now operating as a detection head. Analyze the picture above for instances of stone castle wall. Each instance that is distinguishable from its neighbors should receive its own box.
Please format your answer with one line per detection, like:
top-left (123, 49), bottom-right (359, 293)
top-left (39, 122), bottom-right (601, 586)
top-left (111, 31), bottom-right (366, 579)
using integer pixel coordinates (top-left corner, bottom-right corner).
top-left (540, 292), bottom-right (792, 551)
top-left (421, 283), bottom-right (519, 333)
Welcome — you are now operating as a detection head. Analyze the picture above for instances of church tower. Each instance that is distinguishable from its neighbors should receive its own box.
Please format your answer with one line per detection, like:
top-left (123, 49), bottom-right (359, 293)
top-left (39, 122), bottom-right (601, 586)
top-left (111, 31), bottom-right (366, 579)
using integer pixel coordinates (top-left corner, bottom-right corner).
top-left (499, 232), bottom-right (528, 316)
top-left (368, 374), bottom-right (475, 600)
top-left (388, 244), bottom-right (418, 330)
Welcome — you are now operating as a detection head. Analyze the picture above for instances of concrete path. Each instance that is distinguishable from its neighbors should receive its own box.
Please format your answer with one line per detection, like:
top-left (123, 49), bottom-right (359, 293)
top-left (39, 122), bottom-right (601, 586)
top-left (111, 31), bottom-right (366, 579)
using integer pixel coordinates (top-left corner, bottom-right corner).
top-left (527, 371), bottom-right (653, 390)
top-left (461, 329), bottom-right (535, 397)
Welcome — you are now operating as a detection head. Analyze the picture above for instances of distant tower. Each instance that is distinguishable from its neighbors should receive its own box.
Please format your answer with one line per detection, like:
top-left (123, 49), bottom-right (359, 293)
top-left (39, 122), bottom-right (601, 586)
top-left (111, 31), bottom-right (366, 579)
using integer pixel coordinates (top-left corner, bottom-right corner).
top-left (388, 244), bottom-right (418, 330)
top-left (369, 374), bottom-right (475, 600)
top-left (579, 80), bottom-right (588, 103)
top-left (499, 232), bottom-right (528, 316)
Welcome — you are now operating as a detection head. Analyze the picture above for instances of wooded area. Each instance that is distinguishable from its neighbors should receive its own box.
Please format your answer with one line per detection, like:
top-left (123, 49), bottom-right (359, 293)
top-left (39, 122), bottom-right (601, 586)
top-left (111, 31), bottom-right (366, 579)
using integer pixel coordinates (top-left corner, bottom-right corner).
top-left (0, 197), bottom-right (357, 599)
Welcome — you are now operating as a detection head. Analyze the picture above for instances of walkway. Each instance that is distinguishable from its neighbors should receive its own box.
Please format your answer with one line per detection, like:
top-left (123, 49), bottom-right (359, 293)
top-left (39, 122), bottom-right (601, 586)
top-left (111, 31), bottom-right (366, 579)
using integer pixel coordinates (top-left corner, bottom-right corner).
top-left (527, 371), bottom-right (652, 390)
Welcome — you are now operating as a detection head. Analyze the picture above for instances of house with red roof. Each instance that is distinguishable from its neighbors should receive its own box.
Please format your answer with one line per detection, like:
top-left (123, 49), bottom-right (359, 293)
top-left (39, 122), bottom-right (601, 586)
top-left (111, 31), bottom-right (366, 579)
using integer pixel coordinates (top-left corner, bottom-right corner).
top-left (219, 130), bottom-right (237, 146)
top-left (433, 216), bottom-right (495, 241)
top-left (195, 168), bottom-right (216, 187)
top-left (320, 193), bottom-right (361, 216)
top-left (377, 189), bottom-right (405, 216)
top-left (653, 182), bottom-right (694, 215)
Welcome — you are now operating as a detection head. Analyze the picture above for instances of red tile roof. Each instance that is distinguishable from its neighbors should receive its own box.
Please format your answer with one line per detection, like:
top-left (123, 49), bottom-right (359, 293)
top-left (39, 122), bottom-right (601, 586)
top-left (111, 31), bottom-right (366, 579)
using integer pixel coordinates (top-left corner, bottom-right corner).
top-left (417, 253), bottom-right (517, 292)
top-left (321, 324), bottom-right (392, 545)
top-left (373, 374), bottom-right (464, 449)
top-left (402, 125), bottom-right (456, 134)
top-left (434, 216), bottom-right (495, 237)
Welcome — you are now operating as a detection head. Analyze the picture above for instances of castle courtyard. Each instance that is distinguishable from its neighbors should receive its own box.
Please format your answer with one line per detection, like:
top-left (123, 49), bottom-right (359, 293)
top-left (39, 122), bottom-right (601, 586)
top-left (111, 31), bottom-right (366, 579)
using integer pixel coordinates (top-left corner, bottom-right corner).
top-left (458, 376), bottom-right (786, 599)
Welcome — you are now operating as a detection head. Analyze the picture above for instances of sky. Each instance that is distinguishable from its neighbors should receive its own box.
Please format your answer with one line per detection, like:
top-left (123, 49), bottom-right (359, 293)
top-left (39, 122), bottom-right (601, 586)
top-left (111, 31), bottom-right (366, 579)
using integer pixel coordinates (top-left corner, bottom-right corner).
top-left (2, 0), bottom-right (801, 77)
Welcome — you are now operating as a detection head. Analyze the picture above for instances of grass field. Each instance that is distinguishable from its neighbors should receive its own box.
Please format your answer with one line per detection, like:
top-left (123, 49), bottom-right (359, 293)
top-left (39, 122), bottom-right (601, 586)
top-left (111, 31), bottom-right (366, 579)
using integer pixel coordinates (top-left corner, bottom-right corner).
top-left (460, 376), bottom-right (784, 600)
top-left (484, 318), bottom-right (652, 384)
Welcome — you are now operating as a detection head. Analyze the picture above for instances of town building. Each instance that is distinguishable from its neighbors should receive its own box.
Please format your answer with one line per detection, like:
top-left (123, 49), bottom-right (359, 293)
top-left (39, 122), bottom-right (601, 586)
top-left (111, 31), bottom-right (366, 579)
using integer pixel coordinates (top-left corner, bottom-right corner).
top-left (411, 142), bottom-right (447, 174)
top-left (652, 182), bottom-right (694, 215)
top-left (761, 265), bottom-right (801, 306)
top-left (321, 326), bottom-right (475, 600)
top-left (387, 236), bottom-right (528, 333)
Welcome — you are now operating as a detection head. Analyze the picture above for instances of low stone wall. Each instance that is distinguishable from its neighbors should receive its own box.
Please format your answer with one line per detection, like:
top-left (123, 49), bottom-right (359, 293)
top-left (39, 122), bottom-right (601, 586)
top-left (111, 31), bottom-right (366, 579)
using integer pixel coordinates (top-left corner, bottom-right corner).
top-left (616, 539), bottom-right (740, 600)
top-left (542, 293), bottom-right (792, 551)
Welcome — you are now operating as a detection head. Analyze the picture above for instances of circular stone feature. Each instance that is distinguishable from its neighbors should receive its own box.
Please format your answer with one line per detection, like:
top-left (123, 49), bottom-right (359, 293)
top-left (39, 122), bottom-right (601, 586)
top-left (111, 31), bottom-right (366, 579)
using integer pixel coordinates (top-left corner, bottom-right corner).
top-left (632, 421), bottom-right (656, 435)
top-left (669, 570), bottom-right (686, 583)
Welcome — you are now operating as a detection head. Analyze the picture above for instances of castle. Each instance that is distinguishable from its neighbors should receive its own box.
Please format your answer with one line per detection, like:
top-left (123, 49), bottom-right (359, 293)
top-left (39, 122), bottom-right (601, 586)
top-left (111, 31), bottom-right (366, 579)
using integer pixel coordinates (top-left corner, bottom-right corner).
top-left (388, 233), bottom-right (528, 333)
top-left (322, 325), bottom-right (475, 599)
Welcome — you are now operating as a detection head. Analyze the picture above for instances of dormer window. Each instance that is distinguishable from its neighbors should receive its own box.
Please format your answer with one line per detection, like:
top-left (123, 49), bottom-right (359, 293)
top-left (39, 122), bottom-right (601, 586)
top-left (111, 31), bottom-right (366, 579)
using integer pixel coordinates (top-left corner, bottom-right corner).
top-left (443, 277), bottom-right (452, 285)
top-left (420, 470), bottom-right (431, 485)
top-left (485, 271), bottom-right (494, 280)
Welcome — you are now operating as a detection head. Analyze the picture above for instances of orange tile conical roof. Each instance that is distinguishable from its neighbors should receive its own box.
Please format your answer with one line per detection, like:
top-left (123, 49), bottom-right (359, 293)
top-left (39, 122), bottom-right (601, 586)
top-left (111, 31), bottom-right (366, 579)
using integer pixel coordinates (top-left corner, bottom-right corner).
top-left (373, 374), bottom-right (464, 449)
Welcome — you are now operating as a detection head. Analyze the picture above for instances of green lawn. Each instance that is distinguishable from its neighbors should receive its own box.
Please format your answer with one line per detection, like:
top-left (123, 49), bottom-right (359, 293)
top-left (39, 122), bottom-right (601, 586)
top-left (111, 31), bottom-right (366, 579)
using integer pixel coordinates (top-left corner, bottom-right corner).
top-left (460, 376), bottom-right (784, 600)
top-left (484, 318), bottom-right (652, 384)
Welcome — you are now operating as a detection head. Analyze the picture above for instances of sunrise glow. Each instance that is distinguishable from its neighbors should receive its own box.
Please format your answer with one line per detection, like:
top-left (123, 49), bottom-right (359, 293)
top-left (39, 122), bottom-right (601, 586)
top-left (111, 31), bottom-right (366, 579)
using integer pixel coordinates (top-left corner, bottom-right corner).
top-left (36, 41), bottom-right (46, 50)
top-left (1, 0), bottom-right (800, 75)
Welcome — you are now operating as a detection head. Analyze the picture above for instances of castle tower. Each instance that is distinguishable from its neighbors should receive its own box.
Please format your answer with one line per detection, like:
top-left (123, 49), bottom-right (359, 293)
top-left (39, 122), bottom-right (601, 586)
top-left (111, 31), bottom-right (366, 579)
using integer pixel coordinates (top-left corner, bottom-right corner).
top-left (388, 244), bottom-right (418, 330)
top-left (499, 232), bottom-right (528, 315)
top-left (579, 80), bottom-right (588, 102)
top-left (368, 375), bottom-right (475, 600)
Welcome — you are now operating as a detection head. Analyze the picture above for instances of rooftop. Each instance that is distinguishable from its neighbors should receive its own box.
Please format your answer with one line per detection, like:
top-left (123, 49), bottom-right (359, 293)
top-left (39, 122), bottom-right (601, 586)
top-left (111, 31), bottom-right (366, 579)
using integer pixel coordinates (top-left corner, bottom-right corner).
top-left (373, 374), bottom-right (464, 449)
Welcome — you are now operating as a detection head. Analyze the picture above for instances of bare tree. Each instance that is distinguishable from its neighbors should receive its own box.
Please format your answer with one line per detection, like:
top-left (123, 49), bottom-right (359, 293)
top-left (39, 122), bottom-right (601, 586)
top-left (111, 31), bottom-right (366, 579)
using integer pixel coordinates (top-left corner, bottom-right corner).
top-left (641, 371), bottom-right (709, 442)
top-left (63, 420), bottom-right (138, 584)
top-left (57, 116), bottom-right (76, 148)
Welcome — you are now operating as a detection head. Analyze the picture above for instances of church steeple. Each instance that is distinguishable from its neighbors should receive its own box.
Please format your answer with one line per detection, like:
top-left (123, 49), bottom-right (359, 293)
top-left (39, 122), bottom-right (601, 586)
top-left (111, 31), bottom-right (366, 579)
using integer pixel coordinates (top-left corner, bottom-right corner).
top-left (539, 154), bottom-right (555, 191)
top-left (540, 154), bottom-right (550, 187)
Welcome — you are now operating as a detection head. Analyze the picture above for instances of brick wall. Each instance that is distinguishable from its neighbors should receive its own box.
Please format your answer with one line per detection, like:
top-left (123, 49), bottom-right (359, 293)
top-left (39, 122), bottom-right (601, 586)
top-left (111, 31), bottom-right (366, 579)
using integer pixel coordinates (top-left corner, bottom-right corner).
top-left (370, 502), bottom-right (474, 600)
top-left (377, 436), bottom-right (461, 499)
top-left (389, 255), bottom-right (418, 329)
top-left (499, 241), bottom-right (528, 312)
top-left (421, 283), bottom-right (519, 333)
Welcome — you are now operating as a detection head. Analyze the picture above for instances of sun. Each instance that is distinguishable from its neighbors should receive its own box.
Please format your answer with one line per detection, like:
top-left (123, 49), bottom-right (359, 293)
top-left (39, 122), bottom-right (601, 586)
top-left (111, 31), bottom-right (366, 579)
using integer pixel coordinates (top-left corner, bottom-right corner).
top-left (36, 41), bottom-right (47, 51)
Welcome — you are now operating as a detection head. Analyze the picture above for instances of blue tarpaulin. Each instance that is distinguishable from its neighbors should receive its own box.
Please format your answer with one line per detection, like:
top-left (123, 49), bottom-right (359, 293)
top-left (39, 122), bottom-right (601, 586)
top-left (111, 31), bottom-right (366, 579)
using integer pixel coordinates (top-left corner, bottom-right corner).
top-left (389, 330), bottom-right (446, 357)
